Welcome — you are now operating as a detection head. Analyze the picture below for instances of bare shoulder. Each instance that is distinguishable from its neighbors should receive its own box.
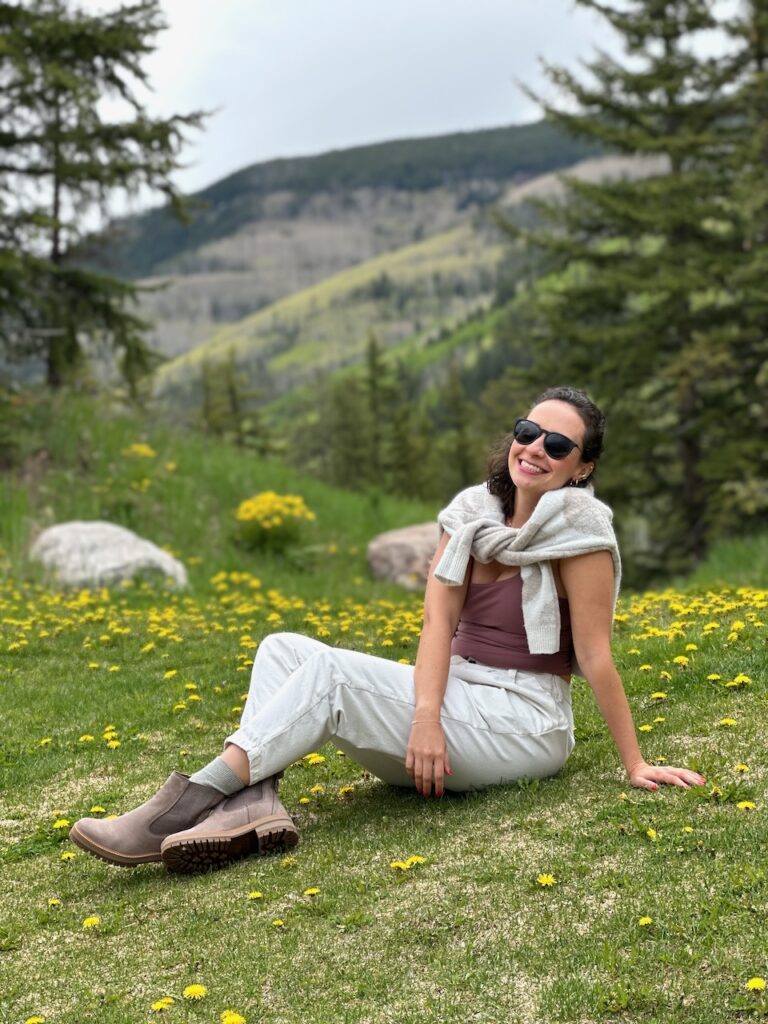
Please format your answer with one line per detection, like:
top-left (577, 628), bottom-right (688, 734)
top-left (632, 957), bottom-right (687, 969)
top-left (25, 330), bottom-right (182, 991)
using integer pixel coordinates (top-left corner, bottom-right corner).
top-left (559, 550), bottom-right (614, 601)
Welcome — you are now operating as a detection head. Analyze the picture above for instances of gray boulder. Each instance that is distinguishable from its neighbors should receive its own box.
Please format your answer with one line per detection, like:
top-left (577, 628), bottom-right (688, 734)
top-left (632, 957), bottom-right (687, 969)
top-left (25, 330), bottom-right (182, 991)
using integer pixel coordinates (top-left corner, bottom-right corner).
top-left (367, 522), bottom-right (439, 590)
top-left (30, 521), bottom-right (188, 589)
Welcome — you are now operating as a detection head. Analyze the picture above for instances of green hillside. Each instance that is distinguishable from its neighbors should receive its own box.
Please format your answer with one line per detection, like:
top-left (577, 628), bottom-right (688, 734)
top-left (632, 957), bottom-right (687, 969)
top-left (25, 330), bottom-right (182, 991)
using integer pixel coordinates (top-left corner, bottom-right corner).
top-left (2, 389), bottom-right (766, 1024)
top-left (152, 220), bottom-right (505, 411)
top-left (91, 120), bottom-right (599, 280)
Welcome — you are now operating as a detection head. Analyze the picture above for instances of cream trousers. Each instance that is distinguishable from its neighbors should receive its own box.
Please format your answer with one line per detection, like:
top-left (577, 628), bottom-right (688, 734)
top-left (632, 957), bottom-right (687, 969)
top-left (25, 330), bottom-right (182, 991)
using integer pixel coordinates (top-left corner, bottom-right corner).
top-left (225, 632), bottom-right (575, 792)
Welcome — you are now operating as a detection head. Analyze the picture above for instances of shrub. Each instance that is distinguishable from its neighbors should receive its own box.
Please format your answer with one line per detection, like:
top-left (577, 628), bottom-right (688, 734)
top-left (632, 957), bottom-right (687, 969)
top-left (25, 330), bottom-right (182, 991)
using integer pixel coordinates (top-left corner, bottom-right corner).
top-left (234, 490), bottom-right (316, 551)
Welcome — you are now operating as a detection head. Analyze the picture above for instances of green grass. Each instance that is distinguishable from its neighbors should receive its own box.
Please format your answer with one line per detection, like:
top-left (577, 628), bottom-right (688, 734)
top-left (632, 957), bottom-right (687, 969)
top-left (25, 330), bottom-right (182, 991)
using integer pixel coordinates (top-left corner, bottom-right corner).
top-left (1, 391), bottom-right (766, 1024)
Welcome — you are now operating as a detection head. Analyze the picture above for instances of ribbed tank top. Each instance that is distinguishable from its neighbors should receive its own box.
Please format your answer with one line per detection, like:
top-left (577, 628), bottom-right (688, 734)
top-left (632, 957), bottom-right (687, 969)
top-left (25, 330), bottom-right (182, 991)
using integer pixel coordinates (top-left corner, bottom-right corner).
top-left (451, 573), bottom-right (573, 677)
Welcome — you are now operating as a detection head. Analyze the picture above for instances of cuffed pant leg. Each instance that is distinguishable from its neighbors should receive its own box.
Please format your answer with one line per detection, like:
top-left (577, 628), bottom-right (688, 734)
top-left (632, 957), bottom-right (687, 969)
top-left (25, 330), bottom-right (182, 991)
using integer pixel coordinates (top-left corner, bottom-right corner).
top-left (226, 644), bottom-right (419, 784)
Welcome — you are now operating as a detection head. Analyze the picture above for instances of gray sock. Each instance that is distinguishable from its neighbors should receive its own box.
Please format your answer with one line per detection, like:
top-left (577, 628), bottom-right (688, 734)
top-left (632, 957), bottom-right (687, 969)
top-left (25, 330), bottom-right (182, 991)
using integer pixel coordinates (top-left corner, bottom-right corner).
top-left (189, 756), bottom-right (246, 795)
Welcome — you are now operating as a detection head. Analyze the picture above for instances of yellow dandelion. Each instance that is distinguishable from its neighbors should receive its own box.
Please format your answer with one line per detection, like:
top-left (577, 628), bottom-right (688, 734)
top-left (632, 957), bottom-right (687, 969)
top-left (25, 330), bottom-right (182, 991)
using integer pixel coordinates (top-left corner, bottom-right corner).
top-left (298, 797), bottom-right (311, 805)
top-left (682, 825), bottom-right (694, 833)
top-left (537, 873), bottom-right (556, 887)
top-left (89, 805), bottom-right (106, 814)
top-left (638, 916), bottom-right (653, 926)
top-left (737, 801), bottom-right (757, 811)
top-left (389, 860), bottom-right (410, 871)
top-left (163, 669), bottom-right (177, 679)
top-left (718, 717), bottom-right (737, 727)
top-left (60, 851), bottom-right (76, 861)
top-left (706, 673), bottom-right (721, 681)
top-left (106, 739), bottom-right (121, 748)
top-left (25, 1017), bottom-right (46, 1024)
top-left (639, 724), bottom-right (653, 732)
top-left (79, 734), bottom-right (95, 742)
top-left (338, 785), bottom-right (354, 797)
top-left (734, 763), bottom-right (750, 773)
top-left (650, 691), bottom-right (667, 700)
top-left (47, 898), bottom-right (62, 908)
top-left (82, 915), bottom-right (101, 928)
top-left (646, 828), bottom-right (658, 841)
top-left (309, 785), bottom-right (325, 794)
top-left (303, 887), bottom-right (321, 896)
top-left (52, 818), bottom-right (70, 829)
top-left (746, 977), bottom-right (766, 991)
top-left (247, 891), bottom-right (264, 900)
top-left (639, 664), bottom-right (652, 672)
top-left (182, 984), bottom-right (208, 1000)
top-left (271, 919), bottom-right (285, 928)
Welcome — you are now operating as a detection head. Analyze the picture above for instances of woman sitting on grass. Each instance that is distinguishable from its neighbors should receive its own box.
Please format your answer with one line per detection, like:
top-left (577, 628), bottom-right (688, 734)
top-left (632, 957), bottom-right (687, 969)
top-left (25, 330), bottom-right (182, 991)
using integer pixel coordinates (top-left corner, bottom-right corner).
top-left (70, 385), bottom-right (705, 873)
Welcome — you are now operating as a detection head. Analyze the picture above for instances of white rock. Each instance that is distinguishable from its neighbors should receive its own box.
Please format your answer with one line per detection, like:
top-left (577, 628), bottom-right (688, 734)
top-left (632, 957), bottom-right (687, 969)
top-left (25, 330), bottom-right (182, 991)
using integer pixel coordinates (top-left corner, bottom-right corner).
top-left (30, 521), bottom-right (188, 589)
top-left (367, 522), bottom-right (439, 591)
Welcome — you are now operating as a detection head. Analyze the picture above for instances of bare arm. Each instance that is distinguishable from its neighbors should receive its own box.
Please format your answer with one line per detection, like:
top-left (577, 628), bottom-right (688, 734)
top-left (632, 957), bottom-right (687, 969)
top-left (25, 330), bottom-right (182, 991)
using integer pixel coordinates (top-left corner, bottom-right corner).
top-left (406, 531), bottom-right (470, 797)
top-left (560, 551), bottom-right (706, 791)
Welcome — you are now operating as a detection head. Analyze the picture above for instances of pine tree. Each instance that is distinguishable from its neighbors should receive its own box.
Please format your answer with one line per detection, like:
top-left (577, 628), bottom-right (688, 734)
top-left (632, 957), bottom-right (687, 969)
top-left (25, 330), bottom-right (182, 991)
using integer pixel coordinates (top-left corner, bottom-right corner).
top-left (506, 0), bottom-right (764, 578)
top-left (0, 0), bottom-right (205, 391)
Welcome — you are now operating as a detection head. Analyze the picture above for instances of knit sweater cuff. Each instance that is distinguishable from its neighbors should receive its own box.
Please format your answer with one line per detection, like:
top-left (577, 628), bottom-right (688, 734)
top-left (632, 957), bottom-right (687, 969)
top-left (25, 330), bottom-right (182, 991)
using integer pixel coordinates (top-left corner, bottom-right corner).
top-left (523, 623), bottom-right (559, 655)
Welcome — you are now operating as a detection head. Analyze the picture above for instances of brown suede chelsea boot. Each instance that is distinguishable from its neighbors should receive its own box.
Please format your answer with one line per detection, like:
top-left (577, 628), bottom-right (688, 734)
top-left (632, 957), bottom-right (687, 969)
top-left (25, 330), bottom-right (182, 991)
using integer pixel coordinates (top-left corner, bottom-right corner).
top-left (160, 775), bottom-right (299, 874)
top-left (69, 772), bottom-right (225, 867)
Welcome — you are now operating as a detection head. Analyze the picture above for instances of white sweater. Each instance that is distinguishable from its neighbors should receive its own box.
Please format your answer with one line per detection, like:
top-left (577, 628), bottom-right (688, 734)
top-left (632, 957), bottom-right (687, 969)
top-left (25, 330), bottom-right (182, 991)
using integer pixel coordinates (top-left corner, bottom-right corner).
top-left (435, 483), bottom-right (621, 655)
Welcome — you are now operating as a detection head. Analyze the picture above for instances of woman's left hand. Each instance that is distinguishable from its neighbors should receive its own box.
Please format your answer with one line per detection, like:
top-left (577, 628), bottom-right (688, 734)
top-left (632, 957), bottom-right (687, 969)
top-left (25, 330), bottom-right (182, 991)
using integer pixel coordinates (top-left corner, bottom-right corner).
top-left (628, 760), bottom-right (707, 791)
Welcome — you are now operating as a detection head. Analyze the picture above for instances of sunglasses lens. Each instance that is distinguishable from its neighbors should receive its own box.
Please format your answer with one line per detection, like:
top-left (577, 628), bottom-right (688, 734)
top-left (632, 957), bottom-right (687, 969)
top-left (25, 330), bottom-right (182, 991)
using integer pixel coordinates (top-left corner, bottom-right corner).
top-left (544, 433), bottom-right (577, 460)
top-left (513, 419), bottom-right (541, 445)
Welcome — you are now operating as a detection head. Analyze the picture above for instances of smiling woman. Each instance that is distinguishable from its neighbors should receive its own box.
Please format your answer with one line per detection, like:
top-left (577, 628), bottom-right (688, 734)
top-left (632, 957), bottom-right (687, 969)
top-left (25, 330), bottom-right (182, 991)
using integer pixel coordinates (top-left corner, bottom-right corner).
top-left (69, 384), bottom-right (705, 875)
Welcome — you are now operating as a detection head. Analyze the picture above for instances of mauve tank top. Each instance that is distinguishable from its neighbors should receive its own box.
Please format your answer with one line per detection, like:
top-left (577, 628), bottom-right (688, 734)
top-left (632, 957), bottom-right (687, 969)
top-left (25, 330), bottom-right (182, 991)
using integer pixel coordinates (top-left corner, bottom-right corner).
top-left (451, 573), bottom-right (573, 677)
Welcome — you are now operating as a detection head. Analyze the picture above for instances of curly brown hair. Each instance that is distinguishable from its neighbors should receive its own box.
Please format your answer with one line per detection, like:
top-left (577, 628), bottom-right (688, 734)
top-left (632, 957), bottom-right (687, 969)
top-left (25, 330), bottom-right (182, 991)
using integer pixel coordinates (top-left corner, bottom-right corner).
top-left (486, 385), bottom-right (606, 520)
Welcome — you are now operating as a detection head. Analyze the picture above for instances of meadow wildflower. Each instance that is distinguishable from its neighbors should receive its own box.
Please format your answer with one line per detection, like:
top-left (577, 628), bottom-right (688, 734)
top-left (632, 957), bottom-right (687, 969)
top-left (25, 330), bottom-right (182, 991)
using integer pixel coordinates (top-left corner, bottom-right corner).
top-left (537, 873), bottom-right (556, 887)
top-left (182, 984), bottom-right (208, 1000)
top-left (746, 978), bottom-right (766, 992)
top-left (247, 891), bottom-right (264, 900)
top-left (82, 915), bottom-right (101, 928)
top-left (737, 801), bottom-right (757, 812)
top-left (303, 887), bottom-right (321, 896)
top-left (221, 1011), bottom-right (247, 1024)
top-left (60, 851), bottom-right (76, 861)
top-left (271, 919), bottom-right (285, 928)
top-left (638, 916), bottom-right (653, 926)
top-left (52, 818), bottom-right (70, 829)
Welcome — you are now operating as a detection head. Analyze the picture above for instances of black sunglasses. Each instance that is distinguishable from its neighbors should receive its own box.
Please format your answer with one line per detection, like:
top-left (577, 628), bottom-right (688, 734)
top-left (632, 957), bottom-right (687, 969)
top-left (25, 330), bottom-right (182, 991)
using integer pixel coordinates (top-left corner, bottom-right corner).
top-left (513, 418), bottom-right (581, 460)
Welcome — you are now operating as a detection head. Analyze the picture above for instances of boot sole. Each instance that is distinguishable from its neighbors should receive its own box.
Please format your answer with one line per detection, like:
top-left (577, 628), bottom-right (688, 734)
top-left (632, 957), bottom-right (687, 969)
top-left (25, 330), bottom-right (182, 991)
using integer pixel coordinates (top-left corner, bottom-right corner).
top-left (161, 814), bottom-right (299, 874)
top-left (68, 823), bottom-right (161, 867)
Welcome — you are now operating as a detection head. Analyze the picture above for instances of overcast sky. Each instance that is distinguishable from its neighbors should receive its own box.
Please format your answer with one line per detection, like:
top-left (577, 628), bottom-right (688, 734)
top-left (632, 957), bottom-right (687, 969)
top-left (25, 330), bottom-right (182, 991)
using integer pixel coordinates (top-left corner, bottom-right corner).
top-left (73, 0), bottom-right (630, 203)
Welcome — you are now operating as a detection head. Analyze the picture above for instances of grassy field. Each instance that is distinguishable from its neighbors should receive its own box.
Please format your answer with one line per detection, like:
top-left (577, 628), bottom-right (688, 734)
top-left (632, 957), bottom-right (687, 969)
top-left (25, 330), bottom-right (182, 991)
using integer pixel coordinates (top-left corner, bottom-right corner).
top-left (1, 392), bottom-right (766, 1024)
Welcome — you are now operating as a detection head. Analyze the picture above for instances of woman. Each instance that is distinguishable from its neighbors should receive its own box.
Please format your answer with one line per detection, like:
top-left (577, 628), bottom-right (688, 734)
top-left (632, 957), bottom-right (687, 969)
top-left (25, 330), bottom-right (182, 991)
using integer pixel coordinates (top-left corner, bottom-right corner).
top-left (70, 386), bottom-right (705, 873)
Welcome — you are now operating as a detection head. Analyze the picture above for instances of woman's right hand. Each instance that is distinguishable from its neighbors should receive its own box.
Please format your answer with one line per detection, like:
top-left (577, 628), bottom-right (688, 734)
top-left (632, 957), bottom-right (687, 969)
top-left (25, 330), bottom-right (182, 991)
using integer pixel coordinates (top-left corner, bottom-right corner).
top-left (405, 720), bottom-right (452, 798)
